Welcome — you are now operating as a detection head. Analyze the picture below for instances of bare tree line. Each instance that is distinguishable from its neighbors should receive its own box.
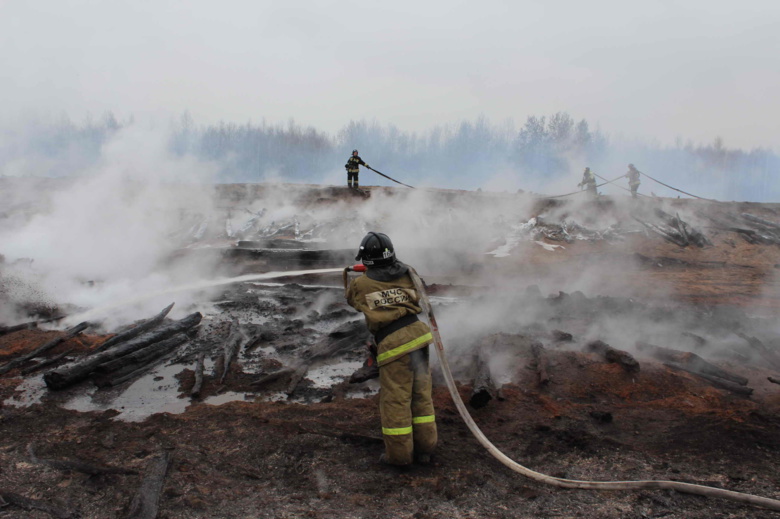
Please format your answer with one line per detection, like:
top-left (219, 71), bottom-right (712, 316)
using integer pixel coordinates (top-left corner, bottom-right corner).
top-left (0, 111), bottom-right (776, 201)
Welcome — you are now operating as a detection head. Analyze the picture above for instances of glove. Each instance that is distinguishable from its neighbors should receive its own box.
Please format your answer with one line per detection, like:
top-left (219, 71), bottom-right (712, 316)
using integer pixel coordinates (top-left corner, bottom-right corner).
top-left (364, 164), bottom-right (369, 169)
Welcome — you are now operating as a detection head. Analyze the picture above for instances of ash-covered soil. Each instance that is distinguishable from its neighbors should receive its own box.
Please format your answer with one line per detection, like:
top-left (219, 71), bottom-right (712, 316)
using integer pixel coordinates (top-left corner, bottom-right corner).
top-left (1, 182), bottom-right (780, 518)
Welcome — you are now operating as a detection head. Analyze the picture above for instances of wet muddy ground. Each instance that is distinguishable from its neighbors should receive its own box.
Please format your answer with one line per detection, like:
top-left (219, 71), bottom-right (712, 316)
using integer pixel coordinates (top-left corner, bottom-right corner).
top-left (3, 278), bottom-right (780, 518)
top-left (1, 184), bottom-right (780, 518)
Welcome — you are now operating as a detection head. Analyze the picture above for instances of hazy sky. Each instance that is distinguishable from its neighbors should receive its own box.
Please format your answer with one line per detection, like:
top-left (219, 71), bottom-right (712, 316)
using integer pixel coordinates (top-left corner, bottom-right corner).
top-left (2, 0), bottom-right (778, 149)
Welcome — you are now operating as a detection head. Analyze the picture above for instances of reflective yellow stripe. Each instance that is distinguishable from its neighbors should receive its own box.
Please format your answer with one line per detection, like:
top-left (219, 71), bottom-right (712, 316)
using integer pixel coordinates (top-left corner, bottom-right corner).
top-left (412, 415), bottom-right (435, 425)
top-left (382, 426), bottom-right (412, 436)
top-left (376, 333), bottom-right (433, 363)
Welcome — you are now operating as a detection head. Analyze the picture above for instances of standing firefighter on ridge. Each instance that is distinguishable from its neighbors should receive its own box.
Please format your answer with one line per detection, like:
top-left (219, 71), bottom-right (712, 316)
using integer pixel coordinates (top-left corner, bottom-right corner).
top-left (626, 163), bottom-right (641, 199)
top-left (346, 232), bottom-right (437, 466)
top-left (345, 149), bottom-right (369, 189)
top-left (578, 167), bottom-right (597, 196)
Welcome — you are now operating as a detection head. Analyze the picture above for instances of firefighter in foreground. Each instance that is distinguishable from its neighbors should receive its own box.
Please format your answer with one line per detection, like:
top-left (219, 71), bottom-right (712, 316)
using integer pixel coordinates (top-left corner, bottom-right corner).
top-left (345, 149), bottom-right (369, 189)
top-left (578, 167), bottom-right (597, 196)
top-left (346, 232), bottom-right (437, 465)
top-left (626, 163), bottom-right (641, 198)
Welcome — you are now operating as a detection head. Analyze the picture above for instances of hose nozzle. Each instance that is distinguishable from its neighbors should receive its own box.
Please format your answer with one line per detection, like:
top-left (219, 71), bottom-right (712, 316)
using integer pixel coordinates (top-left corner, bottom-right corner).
top-left (347, 264), bottom-right (367, 272)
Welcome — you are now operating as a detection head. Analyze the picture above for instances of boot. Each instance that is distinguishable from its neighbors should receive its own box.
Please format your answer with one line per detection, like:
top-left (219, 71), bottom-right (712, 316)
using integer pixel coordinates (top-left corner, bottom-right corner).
top-left (379, 453), bottom-right (411, 469)
top-left (349, 344), bottom-right (379, 383)
top-left (349, 357), bottom-right (379, 383)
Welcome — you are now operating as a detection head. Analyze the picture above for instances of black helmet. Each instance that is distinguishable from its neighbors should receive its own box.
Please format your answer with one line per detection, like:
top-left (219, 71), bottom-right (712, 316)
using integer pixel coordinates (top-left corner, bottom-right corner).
top-left (352, 149), bottom-right (359, 154)
top-left (355, 232), bottom-right (395, 266)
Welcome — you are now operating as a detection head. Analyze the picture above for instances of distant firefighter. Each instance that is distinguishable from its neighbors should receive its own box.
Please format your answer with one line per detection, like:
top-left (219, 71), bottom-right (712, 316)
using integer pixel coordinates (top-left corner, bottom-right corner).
top-left (345, 149), bottom-right (369, 189)
top-left (578, 167), bottom-right (597, 196)
top-left (626, 164), bottom-right (641, 198)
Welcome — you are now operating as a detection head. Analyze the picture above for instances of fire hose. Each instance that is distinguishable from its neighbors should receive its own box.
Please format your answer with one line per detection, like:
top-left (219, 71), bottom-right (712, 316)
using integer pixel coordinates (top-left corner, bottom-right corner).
top-left (546, 174), bottom-right (626, 199)
top-left (343, 264), bottom-right (780, 512)
top-left (365, 165), bottom-right (415, 189)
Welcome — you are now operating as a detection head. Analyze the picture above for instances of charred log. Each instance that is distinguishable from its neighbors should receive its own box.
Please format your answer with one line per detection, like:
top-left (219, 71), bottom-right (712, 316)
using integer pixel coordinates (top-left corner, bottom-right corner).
top-left (94, 303), bottom-right (175, 353)
top-left (0, 489), bottom-right (75, 519)
top-left (98, 362), bottom-right (165, 389)
top-left (94, 334), bottom-right (188, 375)
top-left (768, 376), bottom-right (780, 386)
top-left (584, 340), bottom-right (640, 373)
top-left (126, 451), bottom-right (172, 519)
top-left (633, 217), bottom-right (688, 247)
top-left (286, 320), bottom-right (367, 395)
top-left (20, 349), bottom-right (73, 376)
top-left (665, 363), bottom-right (753, 397)
top-left (737, 333), bottom-right (780, 371)
top-left (675, 212), bottom-right (690, 244)
top-left (741, 213), bottom-right (780, 231)
top-left (219, 319), bottom-right (243, 384)
top-left (28, 443), bottom-right (137, 476)
top-left (44, 313), bottom-right (201, 390)
top-left (469, 352), bottom-right (496, 409)
top-left (286, 364), bottom-right (310, 396)
top-left (92, 334), bottom-right (189, 388)
top-left (653, 209), bottom-right (712, 247)
top-left (0, 321), bottom-right (89, 376)
top-left (681, 332), bottom-right (708, 350)
top-left (636, 341), bottom-right (748, 385)
top-left (301, 320), bottom-right (366, 362)
top-left (0, 320), bottom-right (38, 337)
top-left (190, 351), bottom-right (206, 398)
top-left (530, 341), bottom-right (550, 386)
top-left (250, 368), bottom-right (295, 388)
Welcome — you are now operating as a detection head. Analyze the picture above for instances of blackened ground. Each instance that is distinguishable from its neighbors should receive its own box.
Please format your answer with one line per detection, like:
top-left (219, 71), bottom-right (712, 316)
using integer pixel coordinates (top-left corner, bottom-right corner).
top-left (1, 371), bottom-right (780, 519)
top-left (2, 283), bottom-right (780, 517)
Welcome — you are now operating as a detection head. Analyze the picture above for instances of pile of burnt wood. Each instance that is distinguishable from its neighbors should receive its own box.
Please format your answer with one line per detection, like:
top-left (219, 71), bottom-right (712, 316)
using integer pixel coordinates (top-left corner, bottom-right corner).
top-left (703, 212), bottom-right (780, 245)
top-left (463, 330), bottom-right (774, 408)
top-left (633, 208), bottom-right (712, 248)
top-left (43, 304), bottom-right (202, 390)
top-left (249, 320), bottom-right (369, 399)
top-left (532, 216), bottom-right (626, 243)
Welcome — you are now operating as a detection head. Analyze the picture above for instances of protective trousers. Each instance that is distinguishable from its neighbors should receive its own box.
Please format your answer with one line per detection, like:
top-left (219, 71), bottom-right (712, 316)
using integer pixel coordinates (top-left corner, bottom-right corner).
top-left (379, 347), bottom-right (437, 465)
top-left (348, 172), bottom-right (359, 188)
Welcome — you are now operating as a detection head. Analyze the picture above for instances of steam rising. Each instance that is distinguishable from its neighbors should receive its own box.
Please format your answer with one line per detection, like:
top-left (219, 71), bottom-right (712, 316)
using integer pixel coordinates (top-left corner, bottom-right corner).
top-left (0, 125), bottom-right (219, 326)
top-left (0, 117), bottom-right (776, 396)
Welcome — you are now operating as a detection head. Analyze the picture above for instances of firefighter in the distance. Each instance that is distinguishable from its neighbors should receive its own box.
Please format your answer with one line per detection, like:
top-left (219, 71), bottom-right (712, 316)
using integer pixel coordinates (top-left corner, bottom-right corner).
top-left (626, 163), bottom-right (641, 199)
top-left (345, 149), bottom-right (369, 188)
top-left (578, 167), bottom-right (597, 196)
top-left (346, 232), bottom-right (437, 466)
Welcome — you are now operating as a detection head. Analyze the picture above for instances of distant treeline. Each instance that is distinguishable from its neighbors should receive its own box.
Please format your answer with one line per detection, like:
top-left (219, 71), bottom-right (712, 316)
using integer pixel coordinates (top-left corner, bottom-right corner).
top-left (1, 111), bottom-right (777, 201)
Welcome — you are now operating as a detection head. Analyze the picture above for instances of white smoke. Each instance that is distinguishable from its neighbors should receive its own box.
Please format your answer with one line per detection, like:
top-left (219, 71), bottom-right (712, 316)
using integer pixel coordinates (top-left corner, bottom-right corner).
top-left (0, 124), bottom-right (220, 328)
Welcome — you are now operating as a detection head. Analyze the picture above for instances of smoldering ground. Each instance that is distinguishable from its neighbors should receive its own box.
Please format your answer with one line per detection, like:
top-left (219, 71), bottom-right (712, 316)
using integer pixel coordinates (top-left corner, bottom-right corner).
top-left (0, 158), bottom-right (736, 327)
top-left (0, 126), bottom-right (776, 396)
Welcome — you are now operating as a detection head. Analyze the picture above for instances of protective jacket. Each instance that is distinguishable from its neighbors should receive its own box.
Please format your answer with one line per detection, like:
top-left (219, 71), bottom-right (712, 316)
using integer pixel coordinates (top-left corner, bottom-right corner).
top-left (346, 264), bottom-right (432, 366)
top-left (345, 155), bottom-right (367, 173)
top-left (627, 166), bottom-right (641, 185)
top-left (582, 169), bottom-right (596, 186)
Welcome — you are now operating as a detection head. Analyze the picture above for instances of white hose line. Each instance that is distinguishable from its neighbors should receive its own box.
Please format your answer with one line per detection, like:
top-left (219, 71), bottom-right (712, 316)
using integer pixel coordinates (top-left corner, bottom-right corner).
top-left (408, 267), bottom-right (780, 512)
